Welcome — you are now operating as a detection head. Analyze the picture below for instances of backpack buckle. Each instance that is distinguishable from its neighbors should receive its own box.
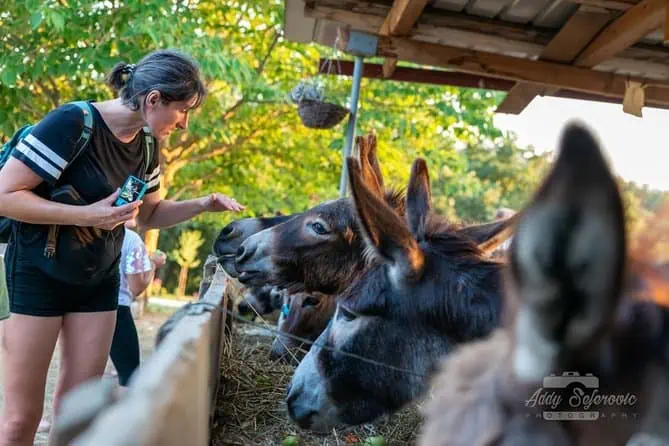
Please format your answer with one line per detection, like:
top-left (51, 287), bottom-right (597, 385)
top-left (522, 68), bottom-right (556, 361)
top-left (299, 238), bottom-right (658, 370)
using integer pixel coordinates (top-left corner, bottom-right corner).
top-left (44, 225), bottom-right (59, 259)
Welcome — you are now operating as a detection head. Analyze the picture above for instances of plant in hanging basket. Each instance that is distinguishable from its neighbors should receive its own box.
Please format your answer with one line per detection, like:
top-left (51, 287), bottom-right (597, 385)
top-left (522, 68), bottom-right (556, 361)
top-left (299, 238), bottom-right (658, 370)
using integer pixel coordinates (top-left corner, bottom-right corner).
top-left (291, 79), bottom-right (349, 130)
top-left (297, 99), bottom-right (349, 130)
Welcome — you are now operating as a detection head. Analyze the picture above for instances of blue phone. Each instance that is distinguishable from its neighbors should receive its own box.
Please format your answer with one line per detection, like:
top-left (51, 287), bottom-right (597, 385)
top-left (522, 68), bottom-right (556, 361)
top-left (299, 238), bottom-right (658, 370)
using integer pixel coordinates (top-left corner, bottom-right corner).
top-left (114, 175), bottom-right (148, 207)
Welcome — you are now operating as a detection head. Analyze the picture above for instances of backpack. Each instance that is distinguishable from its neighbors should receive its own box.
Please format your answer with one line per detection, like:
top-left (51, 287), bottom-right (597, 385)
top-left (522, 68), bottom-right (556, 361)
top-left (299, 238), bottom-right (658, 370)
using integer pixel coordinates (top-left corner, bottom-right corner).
top-left (0, 101), bottom-right (154, 250)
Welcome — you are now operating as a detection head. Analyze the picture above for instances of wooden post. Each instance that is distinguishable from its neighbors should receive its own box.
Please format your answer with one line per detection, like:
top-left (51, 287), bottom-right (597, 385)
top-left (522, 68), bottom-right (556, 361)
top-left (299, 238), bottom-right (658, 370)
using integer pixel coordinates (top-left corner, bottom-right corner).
top-left (54, 265), bottom-right (232, 445)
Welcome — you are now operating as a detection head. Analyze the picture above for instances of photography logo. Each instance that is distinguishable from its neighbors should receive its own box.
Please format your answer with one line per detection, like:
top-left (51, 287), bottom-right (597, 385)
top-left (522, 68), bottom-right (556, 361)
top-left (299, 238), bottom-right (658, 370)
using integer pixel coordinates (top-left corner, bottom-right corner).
top-left (524, 372), bottom-right (638, 421)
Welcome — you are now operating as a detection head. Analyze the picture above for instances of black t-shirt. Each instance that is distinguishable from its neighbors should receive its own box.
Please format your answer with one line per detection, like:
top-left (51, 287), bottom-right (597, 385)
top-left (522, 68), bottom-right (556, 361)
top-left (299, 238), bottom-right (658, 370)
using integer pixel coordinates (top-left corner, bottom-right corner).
top-left (9, 101), bottom-right (161, 285)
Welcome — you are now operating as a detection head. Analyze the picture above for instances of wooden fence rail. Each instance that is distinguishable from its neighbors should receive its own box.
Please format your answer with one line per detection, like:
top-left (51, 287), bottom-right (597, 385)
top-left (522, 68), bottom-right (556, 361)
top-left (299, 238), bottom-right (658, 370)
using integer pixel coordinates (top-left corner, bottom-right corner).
top-left (52, 255), bottom-right (234, 446)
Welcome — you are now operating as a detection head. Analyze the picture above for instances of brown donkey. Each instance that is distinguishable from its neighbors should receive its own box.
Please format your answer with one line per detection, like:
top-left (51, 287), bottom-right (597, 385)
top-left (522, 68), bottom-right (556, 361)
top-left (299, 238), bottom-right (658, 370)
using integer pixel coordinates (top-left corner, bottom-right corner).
top-left (269, 290), bottom-right (336, 362)
top-left (235, 133), bottom-right (516, 294)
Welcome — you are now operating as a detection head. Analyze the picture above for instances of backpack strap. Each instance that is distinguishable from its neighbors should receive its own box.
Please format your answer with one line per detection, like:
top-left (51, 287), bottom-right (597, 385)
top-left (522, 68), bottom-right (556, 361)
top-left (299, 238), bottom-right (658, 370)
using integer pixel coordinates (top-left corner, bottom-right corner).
top-left (44, 101), bottom-right (95, 259)
top-left (68, 101), bottom-right (94, 166)
top-left (142, 126), bottom-right (154, 179)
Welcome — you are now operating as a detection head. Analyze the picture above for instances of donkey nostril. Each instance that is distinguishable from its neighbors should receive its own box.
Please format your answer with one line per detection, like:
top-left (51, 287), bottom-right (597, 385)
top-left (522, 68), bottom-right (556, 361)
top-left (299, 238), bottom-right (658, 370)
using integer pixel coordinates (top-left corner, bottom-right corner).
top-left (222, 225), bottom-right (235, 237)
top-left (236, 244), bottom-right (257, 264)
top-left (236, 246), bottom-right (247, 262)
top-left (238, 301), bottom-right (251, 316)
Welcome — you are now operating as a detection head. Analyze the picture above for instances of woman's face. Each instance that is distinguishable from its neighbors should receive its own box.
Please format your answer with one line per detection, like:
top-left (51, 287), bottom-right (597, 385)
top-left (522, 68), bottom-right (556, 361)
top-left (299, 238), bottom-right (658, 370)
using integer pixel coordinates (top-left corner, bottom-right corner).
top-left (144, 92), bottom-right (199, 140)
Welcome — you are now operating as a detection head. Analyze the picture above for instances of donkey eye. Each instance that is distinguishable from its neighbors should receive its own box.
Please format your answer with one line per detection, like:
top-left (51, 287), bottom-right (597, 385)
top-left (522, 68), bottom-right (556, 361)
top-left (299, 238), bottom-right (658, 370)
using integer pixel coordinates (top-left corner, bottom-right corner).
top-left (311, 222), bottom-right (330, 235)
top-left (302, 296), bottom-right (319, 308)
top-left (338, 306), bottom-right (357, 322)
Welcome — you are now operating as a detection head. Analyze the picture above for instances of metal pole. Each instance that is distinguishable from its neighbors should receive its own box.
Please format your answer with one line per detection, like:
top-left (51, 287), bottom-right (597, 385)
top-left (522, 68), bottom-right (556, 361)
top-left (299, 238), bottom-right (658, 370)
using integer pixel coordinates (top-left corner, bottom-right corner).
top-left (339, 55), bottom-right (364, 197)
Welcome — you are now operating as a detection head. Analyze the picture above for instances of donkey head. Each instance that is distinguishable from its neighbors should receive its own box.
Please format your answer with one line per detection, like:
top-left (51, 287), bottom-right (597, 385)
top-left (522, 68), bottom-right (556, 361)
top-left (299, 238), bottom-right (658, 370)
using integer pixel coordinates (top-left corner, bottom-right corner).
top-left (269, 290), bottom-right (336, 363)
top-left (214, 214), bottom-right (296, 277)
top-left (234, 135), bottom-right (405, 294)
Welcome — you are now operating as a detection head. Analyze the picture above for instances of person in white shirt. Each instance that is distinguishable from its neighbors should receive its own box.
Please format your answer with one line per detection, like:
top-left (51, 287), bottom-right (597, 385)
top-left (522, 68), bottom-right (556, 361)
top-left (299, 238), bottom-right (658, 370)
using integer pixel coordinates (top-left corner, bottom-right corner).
top-left (109, 225), bottom-right (166, 387)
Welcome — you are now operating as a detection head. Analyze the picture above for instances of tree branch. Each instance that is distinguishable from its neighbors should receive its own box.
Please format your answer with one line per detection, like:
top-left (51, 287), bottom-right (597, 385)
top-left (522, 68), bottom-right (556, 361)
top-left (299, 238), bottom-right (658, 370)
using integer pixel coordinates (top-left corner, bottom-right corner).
top-left (223, 96), bottom-right (246, 121)
top-left (187, 127), bottom-right (263, 164)
top-left (189, 145), bottom-right (232, 163)
top-left (19, 100), bottom-right (41, 117)
top-left (256, 31), bottom-right (281, 76)
top-left (179, 141), bottom-right (204, 160)
top-left (168, 181), bottom-right (202, 201)
top-left (36, 80), bottom-right (59, 109)
top-left (46, 76), bottom-right (60, 106)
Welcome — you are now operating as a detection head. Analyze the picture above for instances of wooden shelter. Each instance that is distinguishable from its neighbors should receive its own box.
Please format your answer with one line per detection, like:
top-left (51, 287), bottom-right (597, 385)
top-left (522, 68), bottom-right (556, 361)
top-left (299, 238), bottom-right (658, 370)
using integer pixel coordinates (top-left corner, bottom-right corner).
top-left (284, 0), bottom-right (669, 116)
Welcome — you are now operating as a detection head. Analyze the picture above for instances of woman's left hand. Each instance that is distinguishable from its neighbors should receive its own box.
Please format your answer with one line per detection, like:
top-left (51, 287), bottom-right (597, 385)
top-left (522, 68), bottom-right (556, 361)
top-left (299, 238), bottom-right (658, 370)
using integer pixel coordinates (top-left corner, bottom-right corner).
top-left (202, 193), bottom-right (246, 213)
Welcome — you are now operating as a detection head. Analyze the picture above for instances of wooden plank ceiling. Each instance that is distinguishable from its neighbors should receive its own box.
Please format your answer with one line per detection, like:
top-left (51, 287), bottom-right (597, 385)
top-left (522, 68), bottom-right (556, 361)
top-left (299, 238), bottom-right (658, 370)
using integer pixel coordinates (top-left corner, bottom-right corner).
top-left (286, 0), bottom-right (669, 114)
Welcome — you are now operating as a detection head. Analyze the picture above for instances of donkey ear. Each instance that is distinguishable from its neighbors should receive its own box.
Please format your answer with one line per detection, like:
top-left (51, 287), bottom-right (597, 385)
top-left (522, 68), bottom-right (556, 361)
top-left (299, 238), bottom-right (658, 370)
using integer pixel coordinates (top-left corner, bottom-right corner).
top-left (347, 157), bottom-right (425, 283)
top-left (366, 133), bottom-right (385, 188)
top-left (358, 133), bottom-right (384, 198)
top-left (458, 213), bottom-right (519, 254)
top-left (406, 158), bottom-right (432, 236)
top-left (509, 121), bottom-right (626, 381)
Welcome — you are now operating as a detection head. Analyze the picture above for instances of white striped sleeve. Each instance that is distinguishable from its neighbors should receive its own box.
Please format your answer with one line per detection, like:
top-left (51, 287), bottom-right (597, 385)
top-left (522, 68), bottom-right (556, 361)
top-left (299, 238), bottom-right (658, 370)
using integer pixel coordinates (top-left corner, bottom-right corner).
top-left (10, 104), bottom-right (85, 185)
top-left (14, 140), bottom-right (63, 181)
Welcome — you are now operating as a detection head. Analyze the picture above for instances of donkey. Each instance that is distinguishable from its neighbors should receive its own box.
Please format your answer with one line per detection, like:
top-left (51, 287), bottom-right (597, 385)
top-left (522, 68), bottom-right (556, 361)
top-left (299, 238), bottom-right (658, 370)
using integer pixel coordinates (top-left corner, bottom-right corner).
top-left (269, 290), bottom-right (336, 362)
top-left (285, 155), bottom-right (508, 431)
top-left (235, 135), bottom-right (516, 295)
top-left (418, 122), bottom-right (669, 446)
top-left (216, 135), bottom-right (391, 320)
top-left (234, 133), bottom-right (407, 294)
top-left (236, 284), bottom-right (284, 318)
top-left (214, 214), bottom-right (296, 278)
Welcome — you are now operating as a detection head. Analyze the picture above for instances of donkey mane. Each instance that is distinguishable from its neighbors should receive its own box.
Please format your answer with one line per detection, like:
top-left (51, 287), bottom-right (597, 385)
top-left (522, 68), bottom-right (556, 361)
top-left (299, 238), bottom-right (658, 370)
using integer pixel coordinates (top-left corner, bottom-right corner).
top-left (423, 215), bottom-right (486, 260)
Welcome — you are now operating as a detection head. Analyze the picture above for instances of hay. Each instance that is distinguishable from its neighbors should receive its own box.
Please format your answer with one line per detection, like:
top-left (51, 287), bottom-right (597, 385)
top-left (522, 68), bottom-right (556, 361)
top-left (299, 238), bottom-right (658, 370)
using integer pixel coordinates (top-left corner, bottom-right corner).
top-left (211, 324), bottom-right (422, 446)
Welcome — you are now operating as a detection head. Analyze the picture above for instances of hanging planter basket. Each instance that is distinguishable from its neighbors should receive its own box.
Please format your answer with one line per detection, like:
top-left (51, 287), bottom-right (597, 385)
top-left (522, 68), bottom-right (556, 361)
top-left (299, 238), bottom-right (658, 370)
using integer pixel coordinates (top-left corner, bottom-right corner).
top-left (290, 58), bottom-right (350, 130)
top-left (297, 99), bottom-right (349, 129)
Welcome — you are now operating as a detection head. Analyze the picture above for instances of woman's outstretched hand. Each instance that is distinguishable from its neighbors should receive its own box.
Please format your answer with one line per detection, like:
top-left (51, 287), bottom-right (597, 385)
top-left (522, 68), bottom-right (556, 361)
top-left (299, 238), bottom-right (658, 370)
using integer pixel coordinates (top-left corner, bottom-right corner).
top-left (202, 193), bottom-right (246, 213)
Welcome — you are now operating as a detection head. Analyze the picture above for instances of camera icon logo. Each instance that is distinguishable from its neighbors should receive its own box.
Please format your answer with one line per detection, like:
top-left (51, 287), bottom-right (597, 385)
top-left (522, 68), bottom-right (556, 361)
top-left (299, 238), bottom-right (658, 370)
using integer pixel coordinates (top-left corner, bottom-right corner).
top-left (543, 371), bottom-right (599, 389)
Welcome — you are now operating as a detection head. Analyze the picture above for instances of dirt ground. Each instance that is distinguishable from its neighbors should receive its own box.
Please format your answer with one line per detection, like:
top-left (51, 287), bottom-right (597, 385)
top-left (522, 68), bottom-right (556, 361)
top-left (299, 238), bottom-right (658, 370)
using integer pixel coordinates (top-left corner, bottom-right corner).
top-left (0, 310), bottom-right (170, 446)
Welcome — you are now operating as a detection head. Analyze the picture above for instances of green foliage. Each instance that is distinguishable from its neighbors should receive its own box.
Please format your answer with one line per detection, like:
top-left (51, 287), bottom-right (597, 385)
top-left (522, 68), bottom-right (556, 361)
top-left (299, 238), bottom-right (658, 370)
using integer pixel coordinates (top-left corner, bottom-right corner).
top-left (0, 0), bottom-right (260, 137)
top-left (4, 0), bottom-right (668, 294)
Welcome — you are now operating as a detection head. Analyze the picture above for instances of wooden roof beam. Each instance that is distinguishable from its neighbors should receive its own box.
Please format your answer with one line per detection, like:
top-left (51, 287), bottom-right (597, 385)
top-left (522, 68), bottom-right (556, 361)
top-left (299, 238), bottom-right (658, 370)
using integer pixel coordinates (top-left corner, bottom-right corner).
top-left (319, 58), bottom-right (669, 110)
top-left (574, 0), bottom-right (666, 67)
top-left (665, 0), bottom-right (669, 42)
top-left (379, 0), bottom-right (430, 78)
top-left (496, 6), bottom-right (616, 114)
top-left (306, 2), bottom-right (669, 64)
top-left (335, 28), bottom-right (669, 107)
top-left (566, 0), bottom-right (639, 11)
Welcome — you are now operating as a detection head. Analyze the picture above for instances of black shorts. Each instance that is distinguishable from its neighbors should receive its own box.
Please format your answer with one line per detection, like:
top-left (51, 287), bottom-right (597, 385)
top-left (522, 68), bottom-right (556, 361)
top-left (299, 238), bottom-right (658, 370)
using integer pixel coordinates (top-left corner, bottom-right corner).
top-left (5, 244), bottom-right (120, 317)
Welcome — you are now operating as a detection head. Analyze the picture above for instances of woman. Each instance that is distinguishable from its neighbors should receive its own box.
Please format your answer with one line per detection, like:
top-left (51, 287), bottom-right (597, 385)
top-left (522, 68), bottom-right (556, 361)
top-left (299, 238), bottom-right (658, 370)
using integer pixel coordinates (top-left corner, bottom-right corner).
top-left (0, 49), bottom-right (245, 445)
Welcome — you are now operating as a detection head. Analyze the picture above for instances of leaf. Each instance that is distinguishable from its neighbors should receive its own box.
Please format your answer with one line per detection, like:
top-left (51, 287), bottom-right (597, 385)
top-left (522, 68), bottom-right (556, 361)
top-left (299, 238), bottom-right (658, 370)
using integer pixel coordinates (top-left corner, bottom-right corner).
top-left (0, 67), bottom-right (16, 87)
top-left (50, 11), bottom-right (65, 31)
top-left (30, 12), bottom-right (44, 30)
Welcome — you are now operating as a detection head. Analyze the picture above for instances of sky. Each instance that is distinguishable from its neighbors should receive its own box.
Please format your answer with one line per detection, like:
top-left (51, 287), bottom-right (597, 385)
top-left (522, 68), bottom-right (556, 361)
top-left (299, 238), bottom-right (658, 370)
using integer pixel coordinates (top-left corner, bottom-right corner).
top-left (493, 96), bottom-right (669, 191)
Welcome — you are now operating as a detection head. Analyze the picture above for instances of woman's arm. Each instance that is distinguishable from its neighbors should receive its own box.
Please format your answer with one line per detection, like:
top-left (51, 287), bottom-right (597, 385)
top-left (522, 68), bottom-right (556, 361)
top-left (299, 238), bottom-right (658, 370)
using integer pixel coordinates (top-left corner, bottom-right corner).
top-left (0, 158), bottom-right (141, 229)
top-left (137, 191), bottom-right (245, 229)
